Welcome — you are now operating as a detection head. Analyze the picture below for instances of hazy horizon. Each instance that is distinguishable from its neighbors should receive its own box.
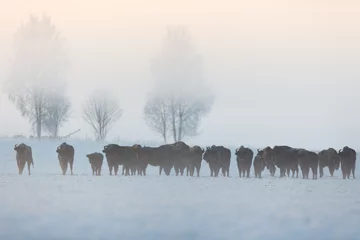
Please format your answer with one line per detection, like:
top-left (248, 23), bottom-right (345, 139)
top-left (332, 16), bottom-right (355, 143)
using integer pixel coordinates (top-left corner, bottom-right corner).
top-left (1, 0), bottom-right (360, 150)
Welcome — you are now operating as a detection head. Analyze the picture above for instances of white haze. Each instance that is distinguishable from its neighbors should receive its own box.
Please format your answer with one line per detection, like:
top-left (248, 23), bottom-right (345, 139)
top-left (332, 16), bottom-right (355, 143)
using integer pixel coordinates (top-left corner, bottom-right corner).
top-left (0, 1), bottom-right (359, 150)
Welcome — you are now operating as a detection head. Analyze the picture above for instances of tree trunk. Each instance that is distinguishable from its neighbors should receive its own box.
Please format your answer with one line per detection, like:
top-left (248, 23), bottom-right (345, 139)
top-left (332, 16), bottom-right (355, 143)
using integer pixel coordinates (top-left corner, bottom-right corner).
top-left (36, 119), bottom-right (41, 139)
top-left (171, 101), bottom-right (177, 142)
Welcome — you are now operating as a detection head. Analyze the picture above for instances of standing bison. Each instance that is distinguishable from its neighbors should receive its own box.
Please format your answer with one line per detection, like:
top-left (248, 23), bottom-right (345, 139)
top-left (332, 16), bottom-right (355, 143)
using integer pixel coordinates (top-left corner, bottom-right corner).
top-left (203, 145), bottom-right (231, 177)
top-left (318, 148), bottom-right (340, 177)
top-left (171, 141), bottom-right (190, 176)
top-left (86, 152), bottom-right (104, 176)
top-left (338, 146), bottom-right (356, 179)
top-left (102, 144), bottom-right (138, 176)
top-left (293, 149), bottom-right (318, 180)
top-left (14, 143), bottom-right (34, 175)
top-left (235, 146), bottom-right (253, 178)
top-left (56, 142), bottom-right (75, 175)
top-left (253, 150), bottom-right (266, 178)
top-left (259, 146), bottom-right (276, 177)
top-left (186, 146), bottom-right (205, 177)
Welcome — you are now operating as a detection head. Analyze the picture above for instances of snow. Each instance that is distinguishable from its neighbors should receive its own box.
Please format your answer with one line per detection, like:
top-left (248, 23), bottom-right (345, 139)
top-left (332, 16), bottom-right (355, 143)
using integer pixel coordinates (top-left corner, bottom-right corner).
top-left (0, 138), bottom-right (359, 240)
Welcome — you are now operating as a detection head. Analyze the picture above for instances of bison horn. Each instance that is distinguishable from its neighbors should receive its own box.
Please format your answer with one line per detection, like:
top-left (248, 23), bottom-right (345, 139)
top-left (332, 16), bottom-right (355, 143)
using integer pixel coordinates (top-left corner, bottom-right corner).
top-left (14, 144), bottom-right (18, 148)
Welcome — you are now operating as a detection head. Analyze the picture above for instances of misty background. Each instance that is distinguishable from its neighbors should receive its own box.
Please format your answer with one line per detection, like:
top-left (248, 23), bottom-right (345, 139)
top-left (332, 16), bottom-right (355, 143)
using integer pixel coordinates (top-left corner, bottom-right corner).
top-left (0, 0), bottom-right (359, 150)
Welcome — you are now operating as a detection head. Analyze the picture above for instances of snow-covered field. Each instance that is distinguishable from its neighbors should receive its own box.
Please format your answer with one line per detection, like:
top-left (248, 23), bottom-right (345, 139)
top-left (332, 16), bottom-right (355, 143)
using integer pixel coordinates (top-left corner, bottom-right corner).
top-left (0, 139), bottom-right (359, 240)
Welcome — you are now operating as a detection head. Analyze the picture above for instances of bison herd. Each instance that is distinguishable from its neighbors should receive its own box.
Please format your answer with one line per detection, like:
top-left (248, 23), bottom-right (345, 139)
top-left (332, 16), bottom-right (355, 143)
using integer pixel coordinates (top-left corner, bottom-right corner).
top-left (13, 141), bottom-right (357, 180)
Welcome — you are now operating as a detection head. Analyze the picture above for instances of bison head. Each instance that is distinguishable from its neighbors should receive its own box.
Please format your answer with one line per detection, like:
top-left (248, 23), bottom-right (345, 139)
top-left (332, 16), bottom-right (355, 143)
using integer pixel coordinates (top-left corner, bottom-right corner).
top-left (102, 144), bottom-right (120, 154)
top-left (14, 143), bottom-right (27, 153)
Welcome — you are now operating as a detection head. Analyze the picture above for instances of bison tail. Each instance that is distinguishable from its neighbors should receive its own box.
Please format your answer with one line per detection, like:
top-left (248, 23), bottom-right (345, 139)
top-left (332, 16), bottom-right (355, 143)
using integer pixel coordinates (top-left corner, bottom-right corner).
top-left (31, 159), bottom-right (34, 168)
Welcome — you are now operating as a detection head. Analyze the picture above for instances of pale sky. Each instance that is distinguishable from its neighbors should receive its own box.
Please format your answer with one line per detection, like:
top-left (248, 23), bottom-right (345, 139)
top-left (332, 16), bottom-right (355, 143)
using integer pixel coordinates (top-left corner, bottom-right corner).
top-left (0, 0), bottom-right (359, 150)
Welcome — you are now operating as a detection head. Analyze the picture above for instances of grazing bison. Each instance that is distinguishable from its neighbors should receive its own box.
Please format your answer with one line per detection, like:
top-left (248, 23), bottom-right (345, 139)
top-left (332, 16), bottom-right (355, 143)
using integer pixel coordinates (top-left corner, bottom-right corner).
top-left (253, 151), bottom-right (266, 178)
top-left (235, 146), bottom-right (254, 178)
top-left (338, 146), bottom-right (356, 179)
top-left (318, 148), bottom-right (340, 177)
top-left (14, 143), bottom-right (34, 175)
top-left (186, 146), bottom-right (205, 177)
top-left (259, 146), bottom-right (276, 177)
top-left (203, 145), bottom-right (231, 177)
top-left (293, 149), bottom-right (318, 180)
top-left (86, 152), bottom-right (104, 176)
top-left (56, 142), bottom-right (75, 175)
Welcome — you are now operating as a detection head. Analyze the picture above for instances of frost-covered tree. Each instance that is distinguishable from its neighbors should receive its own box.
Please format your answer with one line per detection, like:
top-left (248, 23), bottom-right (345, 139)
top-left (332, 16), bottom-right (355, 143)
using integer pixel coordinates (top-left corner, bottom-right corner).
top-left (5, 14), bottom-right (69, 138)
top-left (43, 93), bottom-right (71, 138)
top-left (144, 26), bottom-right (214, 142)
top-left (144, 96), bottom-right (170, 143)
top-left (83, 90), bottom-right (123, 141)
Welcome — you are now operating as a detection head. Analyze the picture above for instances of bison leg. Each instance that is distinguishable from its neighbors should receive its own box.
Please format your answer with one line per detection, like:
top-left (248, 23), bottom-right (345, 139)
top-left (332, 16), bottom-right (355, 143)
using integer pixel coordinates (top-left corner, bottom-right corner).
top-left (221, 167), bottom-right (226, 177)
top-left (352, 167), bottom-right (355, 179)
top-left (59, 160), bottom-right (67, 175)
top-left (69, 160), bottom-right (73, 175)
top-left (109, 165), bottom-right (113, 175)
top-left (196, 166), bottom-right (200, 177)
top-left (92, 166), bottom-right (95, 175)
top-left (246, 168), bottom-right (250, 178)
top-left (27, 161), bottom-right (31, 175)
top-left (114, 165), bottom-right (119, 175)
top-left (329, 166), bottom-right (335, 177)
top-left (18, 160), bottom-right (26, 175)
top-left (319, 166), bottom-right (324, 178)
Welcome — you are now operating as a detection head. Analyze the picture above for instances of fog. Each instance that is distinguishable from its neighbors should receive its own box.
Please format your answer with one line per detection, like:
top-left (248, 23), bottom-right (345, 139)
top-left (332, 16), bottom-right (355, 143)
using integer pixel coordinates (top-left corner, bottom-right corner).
top-left (0, 0), bottom-right (360, 149)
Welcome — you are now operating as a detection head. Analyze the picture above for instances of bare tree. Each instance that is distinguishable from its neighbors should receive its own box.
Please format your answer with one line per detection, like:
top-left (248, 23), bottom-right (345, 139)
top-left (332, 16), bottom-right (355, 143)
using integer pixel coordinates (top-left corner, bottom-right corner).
top-left (43, 93), bottom-right (71, 138)
top-left (144, 96), bottom-right (170, 143)
top-left (144, 25), bottom-right (214, 142)
top-left (83, 90), bottom-right (123, 141)
top-left (5, 14), bottom-right (69, 139)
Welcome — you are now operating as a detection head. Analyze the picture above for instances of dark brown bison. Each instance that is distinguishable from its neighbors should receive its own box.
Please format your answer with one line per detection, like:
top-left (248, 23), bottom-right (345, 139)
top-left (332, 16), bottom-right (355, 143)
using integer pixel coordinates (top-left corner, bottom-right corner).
top-left (235, 146), bottom-right (253, 178)
top-left (171, 141), bottom-right (190, 176)
top-left (203, 145), bottom-right (231, 177)
top-left (146, 141), bottom-right (190, 176)
top-left (253, 150), bottom-right (266, 178)
top-left (56, 142), bottom-right (75, 175)
top-left (318, 148), bottom-right (340, 177)
top-left (186, 146), bottom-right (205, 177)
top-left (102, 144), bottom-right (138, 176)
top-left (293, 149), bottom-right (318, 180)
top-left (338, 146), bottom-right (356, 179)
top-left (14, 143), bottom-right (34, 175)
top-left (86, 152), bottom-right (104, 176)
top-left (131, 144), bottom-right (148, 176)
top-left (259, 146), bottom-right (276, 177)
top-left (263, 146), bottom-right (298, 178)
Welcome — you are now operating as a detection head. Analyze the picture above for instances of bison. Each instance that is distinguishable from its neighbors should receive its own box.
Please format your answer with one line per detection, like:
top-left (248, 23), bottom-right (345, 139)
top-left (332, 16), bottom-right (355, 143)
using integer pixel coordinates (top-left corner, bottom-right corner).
top-left (186, 146), bottom-right (205, 177)
top-left (235, 146), bottom-right (253, 178)
top-left (102, 144), bottom-right (138, 176)
top-left (86, 152), bottom-right (104, 176)
top-left (171, 141), bottom-right (190, 176)
top-left (14, 143), bottom-right (34, 175)
top-left (259, 146), bottom-right (276, 177)
top-left (264, 146), bottom-right (298, 178)
top-left (203, 145), bottom-right (231, 177)
top-left (318, 148), bottom-right (340, 177)
top-left (293, 149), bottom-right (318, 180)
top-left (338, 146), bottom-right (356, 179)
top-left (56, 142), bottom-right (75, 175)
top-left (253, 150), bottom-right (266, 178)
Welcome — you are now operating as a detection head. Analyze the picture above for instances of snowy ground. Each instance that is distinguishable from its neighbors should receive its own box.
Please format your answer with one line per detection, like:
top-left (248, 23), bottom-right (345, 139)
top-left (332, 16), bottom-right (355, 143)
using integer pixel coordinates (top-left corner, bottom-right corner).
top-left (0, 139), bottom-right (359, 240)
